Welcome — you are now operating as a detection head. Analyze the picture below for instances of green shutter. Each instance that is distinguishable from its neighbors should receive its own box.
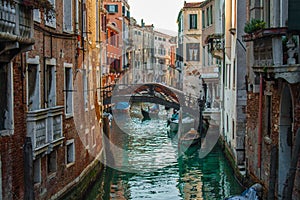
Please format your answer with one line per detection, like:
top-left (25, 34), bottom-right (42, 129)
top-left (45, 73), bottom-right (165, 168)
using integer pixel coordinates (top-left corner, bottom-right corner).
top-left (115, 5), bottom-right (118, 13)
top-left (189, 14), bottom-right (192, 29)
top-left (122, 6), bottom-right (125, 15)
top-left (195, 14), bottom-right (198, 29)
top-left (202, 11), bottom-right (205, 28)
top-left (288, 0), bottom-right (300, 31)
top-left (210, 5), bottom-right (213, 25)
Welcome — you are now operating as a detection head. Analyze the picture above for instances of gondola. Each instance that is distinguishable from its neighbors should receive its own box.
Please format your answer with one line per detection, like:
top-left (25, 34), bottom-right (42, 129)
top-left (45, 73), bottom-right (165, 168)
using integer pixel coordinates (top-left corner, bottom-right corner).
top-left (141, 108), bottom-right (151, 122)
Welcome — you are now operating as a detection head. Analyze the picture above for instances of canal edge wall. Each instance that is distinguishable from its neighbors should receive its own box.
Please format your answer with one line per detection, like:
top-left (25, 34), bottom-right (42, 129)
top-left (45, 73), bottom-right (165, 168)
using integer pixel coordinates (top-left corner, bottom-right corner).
top-left (218, 136), bottom-right (255, 189)
top-left (50, 150), bottom-right (104, 200)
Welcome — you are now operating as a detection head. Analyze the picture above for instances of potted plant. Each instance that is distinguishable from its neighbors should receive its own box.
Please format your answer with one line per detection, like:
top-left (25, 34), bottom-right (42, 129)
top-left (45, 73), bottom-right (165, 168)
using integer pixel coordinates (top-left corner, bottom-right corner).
top-left (244, 19), bottom-right (266, 34)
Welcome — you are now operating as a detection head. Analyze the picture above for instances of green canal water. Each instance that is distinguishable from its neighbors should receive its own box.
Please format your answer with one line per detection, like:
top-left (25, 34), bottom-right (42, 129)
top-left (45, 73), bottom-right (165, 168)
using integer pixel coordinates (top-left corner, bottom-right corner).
top-left (85, 110), bottom-right (244, 200)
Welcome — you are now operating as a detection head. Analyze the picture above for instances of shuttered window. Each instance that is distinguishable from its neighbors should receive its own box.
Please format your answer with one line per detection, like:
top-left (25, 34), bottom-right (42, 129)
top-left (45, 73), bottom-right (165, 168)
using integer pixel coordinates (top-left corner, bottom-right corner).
top-left (206, 7), bottom-right (209, 26)
top-left (189, 14), bottom-right (197, 29)
top-left (33, 9), bottom-right (41, 23)
top-left (0, 63), bottom-right (13, 134)
top-left (202, 10), bottom-right (205, 28)
top-left (63, 0), bottom-right (73, 32)
top-left (105, 5), bottom-right (118, 13)
top-left (288, 0), bottom-right (300, 31)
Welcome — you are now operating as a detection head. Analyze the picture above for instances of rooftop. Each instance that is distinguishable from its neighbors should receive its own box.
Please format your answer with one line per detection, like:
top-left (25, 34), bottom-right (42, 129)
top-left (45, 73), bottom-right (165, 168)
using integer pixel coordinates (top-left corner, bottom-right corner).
top-left (183, 1), bottom-right (203, 8)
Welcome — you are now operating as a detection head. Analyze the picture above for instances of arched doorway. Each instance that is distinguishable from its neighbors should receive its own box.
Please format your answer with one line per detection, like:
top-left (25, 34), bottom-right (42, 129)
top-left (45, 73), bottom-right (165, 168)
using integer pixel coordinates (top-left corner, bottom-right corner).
top-left (278, 85), bottom-right (293, 199)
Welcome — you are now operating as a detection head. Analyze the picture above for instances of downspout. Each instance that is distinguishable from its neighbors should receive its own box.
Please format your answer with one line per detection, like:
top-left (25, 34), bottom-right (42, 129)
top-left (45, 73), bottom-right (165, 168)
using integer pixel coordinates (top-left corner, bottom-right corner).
top-left (75, 0), bottom-right (80, 60)
top-left (75, 0), bottom-right (79, 33)
top-left (81, 0), bottom-right (85, 63)
top-left (258, 74), bottom-right (263, 177)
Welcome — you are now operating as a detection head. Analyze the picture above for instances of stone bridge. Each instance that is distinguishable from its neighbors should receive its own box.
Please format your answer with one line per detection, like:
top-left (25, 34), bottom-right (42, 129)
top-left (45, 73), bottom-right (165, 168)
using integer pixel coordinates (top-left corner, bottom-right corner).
top-left (102, 82), bottom-right (201, 116)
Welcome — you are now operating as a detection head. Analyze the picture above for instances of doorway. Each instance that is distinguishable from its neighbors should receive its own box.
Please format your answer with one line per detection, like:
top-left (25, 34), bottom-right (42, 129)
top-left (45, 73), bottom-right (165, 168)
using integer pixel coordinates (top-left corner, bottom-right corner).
top-left (278, 85), bottom-right (293, 199)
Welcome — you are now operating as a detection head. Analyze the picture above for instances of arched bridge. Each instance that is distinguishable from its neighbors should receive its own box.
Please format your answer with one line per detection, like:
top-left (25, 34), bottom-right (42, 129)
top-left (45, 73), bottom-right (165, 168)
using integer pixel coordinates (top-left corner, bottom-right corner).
top-left (102, 83), bottom-right (201, 115)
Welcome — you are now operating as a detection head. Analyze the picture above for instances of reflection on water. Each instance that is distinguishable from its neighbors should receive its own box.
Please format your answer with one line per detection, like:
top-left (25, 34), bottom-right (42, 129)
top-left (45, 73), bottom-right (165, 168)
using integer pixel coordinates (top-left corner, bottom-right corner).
top-left (86, 108), bottom-right (243, 200)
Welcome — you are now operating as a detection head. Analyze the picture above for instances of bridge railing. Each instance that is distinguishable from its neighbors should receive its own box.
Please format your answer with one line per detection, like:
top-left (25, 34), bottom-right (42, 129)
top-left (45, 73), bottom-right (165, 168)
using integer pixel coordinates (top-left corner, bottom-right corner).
top-left (101, 81), bottom-right (203, 117)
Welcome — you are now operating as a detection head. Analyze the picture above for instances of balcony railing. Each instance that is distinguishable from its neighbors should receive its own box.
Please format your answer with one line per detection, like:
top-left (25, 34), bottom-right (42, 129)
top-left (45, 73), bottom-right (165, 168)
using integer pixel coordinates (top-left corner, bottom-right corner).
top-left (0, 0), bottom-right (34, 62)
top-left (249, 30), bottom-right (300, 84)
top-left (27, 106), bottom-right (64, 156)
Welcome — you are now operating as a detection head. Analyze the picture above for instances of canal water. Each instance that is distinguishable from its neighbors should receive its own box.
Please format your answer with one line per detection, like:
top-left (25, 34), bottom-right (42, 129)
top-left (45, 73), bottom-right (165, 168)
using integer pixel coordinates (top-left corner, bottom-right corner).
top-left (85, 107), bottom-right (244, 200)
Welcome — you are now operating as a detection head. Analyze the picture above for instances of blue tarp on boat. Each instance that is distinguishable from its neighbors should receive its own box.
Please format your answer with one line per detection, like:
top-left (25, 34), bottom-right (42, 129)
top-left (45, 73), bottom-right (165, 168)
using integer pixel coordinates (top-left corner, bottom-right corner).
top-left (114, 102), bottom-right (130, 110)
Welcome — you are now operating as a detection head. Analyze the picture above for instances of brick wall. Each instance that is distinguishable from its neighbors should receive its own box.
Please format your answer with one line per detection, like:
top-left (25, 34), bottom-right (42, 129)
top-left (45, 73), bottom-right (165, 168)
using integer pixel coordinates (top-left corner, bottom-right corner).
top-left (27, 0), bottom-right (102, 199)
top-left (246, 79), bottom-right (300, 198)
top-left (0, 56), bottom-right (27, 199)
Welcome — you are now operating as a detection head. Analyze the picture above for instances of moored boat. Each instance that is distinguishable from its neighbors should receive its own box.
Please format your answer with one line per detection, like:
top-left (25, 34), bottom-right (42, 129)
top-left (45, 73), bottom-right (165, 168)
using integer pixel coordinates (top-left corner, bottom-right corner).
top-left (179, 128), bottom-right (201, 148)
top-left (141, 107), bottom-right (151, 122)
top-left (167, 114), bottom-right (195, 133)
top-left (112, 102), bottom-right (130, 113)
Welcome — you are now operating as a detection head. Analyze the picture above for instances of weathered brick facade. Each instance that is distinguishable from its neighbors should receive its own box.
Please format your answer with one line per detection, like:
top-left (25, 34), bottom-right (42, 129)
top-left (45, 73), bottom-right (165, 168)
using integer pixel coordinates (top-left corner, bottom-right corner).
top-left (1, 0), bottom-right (104, 199)
top-left (246, 79), bottom-right (300, 199)
top-left (0, 57), bottom-right (27, 199)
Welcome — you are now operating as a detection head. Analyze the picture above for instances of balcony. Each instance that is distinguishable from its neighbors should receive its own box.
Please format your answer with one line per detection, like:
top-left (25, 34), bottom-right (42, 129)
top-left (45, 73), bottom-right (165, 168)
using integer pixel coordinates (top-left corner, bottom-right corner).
top-left (243, 27), bottom-right (300, 84)
top-left (27, 106), bottom-right (64, 157)
top-left (0, 0), bottom-right (34, 63)
top-left (242, 27), bottom-right (288, 42)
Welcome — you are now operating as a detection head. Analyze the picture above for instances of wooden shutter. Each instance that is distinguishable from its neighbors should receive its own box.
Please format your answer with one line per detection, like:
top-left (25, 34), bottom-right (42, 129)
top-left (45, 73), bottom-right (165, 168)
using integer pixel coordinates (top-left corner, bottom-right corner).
top-left (288, 0), bottom-right (300, 31)
top-left (63, 0), bottom-right (72, 31)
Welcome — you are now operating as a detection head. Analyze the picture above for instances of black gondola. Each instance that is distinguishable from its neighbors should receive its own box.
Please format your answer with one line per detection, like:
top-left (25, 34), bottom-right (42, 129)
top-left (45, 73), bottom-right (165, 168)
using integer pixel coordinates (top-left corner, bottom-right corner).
top-left (141, 108), bottom-right (151, 122)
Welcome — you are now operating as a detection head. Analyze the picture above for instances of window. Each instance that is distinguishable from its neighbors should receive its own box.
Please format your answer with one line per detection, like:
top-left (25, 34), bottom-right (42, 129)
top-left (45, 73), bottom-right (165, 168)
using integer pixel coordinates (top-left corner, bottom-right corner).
top-left (89, 65), bottom-right (94, 109)
top-left (105, 5), bottom-right (118, 13)
top-left (203, 46), bottom-right (206, 66)
top-left (33, 158), bottom-right (41, 184)
top-left (101, 14), bottom-right (106, 32)
top-left (82, 0), bottom-right (87, 38)
top-left (126, 10), bottom-right (130, 18)
top-left (33, 9), bottom-right (41, 23)
top-left (206, 7), bottom-right (210, 26)
top-left (91, 126), bottom-right (96, 147)
top-left (189, 14), bottom-right (197, 29)
top-left (27, 63), bottom-right (40, 111)
top-left (186, 43), bottom-right (200, 61)
top-left (210, 5), bottom-right (213, 25)
top-left (226, 115), bottom-right (229, 133)
top-left (83, 69), bottom-right (88, 110)
top-left (233, 60), bottom-right (236, 88)
top-left (85, 128), bottom-right (89, 149)
top-left (64, 64), bottom-right (73, 116)
top-left (63, 0), bottom-right (73, 32)
top-left (96, 67), bottom-right (101, 103)
top-left (45, 0), bottom-right (56, 28)
top-left (66, 139), bottom-right (75, 165)
top-left (45, 60), bottom-right (56, 108)
top-left (224, 64), bottom-right (227, 87)
top-left (210, 52), bottom-right (213, 65)
top-left (48, 151), bottom-right (57, 174)
top-left (0, 63), bottom-right (13, 135)
top-left (122, 5), bottom-right (125, 15)
top-left (232, 120), bottom-right (235, 139)
top-left (202, 10), bottom-right (205, 28)
top-left (263, 0), bottom-right (270, 27)
top-left (228, 64), bottom-right (231, 89)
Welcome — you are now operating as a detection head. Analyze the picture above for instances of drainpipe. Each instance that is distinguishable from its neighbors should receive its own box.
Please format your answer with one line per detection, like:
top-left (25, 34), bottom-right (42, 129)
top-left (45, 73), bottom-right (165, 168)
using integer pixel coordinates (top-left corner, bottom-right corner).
top-left (258, 74), bottom-right (263, 176)
top-left (75, 0), bottom-right (80, 60)
top-left (75, 0), bottom-right (79, 33)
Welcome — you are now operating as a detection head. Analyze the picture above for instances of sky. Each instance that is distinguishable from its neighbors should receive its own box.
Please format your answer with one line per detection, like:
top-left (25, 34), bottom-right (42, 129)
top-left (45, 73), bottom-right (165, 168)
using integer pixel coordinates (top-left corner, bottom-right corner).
top-left (129, 0), bottom-right (201, 35)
